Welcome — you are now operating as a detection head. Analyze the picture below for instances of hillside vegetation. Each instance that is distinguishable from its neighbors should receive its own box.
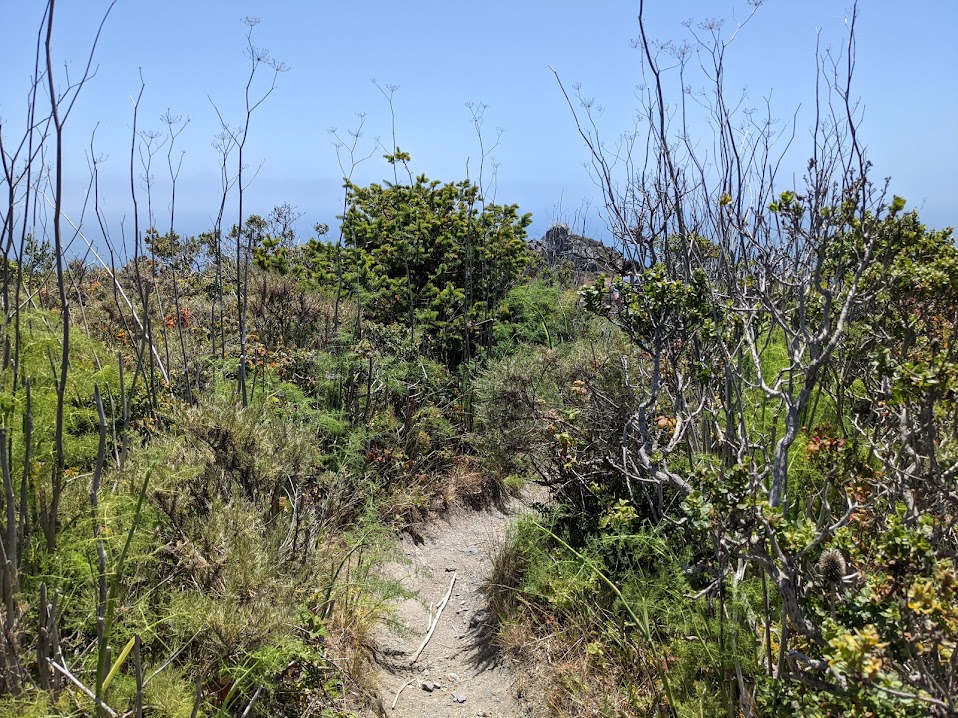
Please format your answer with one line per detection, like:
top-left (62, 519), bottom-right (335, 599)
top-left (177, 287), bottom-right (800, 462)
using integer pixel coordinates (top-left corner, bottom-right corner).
top-left (1, 2), bottom-right (956, 717)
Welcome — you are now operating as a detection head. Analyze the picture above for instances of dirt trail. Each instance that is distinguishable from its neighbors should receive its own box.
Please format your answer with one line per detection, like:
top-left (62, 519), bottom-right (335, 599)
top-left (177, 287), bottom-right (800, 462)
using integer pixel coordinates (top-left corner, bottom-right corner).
top-left (367, 493), bottom-right (539, 718)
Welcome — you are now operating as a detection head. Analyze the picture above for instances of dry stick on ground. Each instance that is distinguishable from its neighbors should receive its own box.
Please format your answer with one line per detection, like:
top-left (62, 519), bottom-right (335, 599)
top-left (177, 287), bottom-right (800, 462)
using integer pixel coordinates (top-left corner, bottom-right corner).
top-left (408, 572), bottom-right (457, 666)
top-left (391, 677), bottom-right (417, 710)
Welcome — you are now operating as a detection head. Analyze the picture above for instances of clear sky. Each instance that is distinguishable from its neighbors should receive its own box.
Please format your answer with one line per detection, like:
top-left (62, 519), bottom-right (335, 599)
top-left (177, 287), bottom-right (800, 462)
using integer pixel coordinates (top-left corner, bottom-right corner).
top-left (1, 1), bottom-right (955, 247)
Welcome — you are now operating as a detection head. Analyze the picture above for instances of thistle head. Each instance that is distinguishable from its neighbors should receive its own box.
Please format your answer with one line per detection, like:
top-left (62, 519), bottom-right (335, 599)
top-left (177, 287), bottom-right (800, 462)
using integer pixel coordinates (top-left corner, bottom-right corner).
top-left (818, 549), bottom-right (847, 584)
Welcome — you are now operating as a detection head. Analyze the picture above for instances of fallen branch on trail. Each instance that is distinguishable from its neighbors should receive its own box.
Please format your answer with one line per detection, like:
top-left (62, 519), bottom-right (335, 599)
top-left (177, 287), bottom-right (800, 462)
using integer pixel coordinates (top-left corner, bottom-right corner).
top-left (408, 572), bottom-right (457, 665)
top-left (391, 677), bottom-right (416, 710)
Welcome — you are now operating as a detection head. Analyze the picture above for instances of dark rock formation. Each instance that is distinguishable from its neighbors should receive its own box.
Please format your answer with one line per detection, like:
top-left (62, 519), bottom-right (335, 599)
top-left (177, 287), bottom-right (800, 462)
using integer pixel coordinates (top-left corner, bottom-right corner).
top-left (529, 223), bottom-right (624, 276)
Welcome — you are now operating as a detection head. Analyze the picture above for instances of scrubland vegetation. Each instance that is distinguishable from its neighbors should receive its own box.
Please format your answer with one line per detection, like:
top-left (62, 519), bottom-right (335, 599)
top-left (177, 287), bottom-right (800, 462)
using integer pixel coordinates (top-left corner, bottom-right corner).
top-left (1, 1), bottom-right (956, 716)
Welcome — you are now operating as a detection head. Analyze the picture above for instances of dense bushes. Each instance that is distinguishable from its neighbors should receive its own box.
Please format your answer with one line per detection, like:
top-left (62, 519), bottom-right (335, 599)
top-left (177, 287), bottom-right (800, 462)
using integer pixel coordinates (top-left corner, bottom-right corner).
top-left (3, 158), bottom-right (955, 718)
top-left (478, 207), bottom-right (958, 716)
top-left (0, 157), bottom-right (540, 715)
top-left (2, 5), bottom-right (955, 714)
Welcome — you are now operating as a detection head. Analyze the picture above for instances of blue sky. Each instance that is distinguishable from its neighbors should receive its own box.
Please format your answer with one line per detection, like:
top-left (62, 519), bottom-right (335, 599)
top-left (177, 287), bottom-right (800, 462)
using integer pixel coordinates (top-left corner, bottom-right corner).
top-left (1, 1), bottom-right (955, 247)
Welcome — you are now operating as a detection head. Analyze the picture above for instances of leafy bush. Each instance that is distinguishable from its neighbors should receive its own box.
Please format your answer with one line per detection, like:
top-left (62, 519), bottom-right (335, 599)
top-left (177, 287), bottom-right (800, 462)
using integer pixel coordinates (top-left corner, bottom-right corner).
top-left (339, 168), bottom-right (533, 366)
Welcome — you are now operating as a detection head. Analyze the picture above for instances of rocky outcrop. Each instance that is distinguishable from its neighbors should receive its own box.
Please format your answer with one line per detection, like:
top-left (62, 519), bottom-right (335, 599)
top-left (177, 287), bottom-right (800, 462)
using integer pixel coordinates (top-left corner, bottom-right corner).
top-left (529, 223), bottom-right (624, 276)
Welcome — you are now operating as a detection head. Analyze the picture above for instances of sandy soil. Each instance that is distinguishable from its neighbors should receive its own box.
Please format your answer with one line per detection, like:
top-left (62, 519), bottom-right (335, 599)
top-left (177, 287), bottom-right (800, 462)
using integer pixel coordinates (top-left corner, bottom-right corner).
top-left (365, 492), bottom-right (540, 718)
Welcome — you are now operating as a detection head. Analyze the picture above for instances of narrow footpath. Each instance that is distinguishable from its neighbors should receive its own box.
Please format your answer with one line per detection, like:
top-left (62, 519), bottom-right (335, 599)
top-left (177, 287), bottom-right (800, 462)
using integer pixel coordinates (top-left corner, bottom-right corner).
top-left (367, 492), bottom-right (540, 718)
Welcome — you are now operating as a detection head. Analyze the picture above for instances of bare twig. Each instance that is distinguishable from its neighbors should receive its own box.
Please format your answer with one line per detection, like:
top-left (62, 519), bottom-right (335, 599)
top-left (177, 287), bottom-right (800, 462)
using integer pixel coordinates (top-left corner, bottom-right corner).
top-left (408, 572), bottom-right (456, 665)
top-left (48, 659), bottom-right (119, 718)
top-left (390, 677), bottom-right (416, 710)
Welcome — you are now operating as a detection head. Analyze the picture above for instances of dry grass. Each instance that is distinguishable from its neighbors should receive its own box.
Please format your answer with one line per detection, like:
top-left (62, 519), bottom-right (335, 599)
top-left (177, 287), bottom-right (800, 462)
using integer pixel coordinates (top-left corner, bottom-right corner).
top-left (485, 533), bottom-right (529, 622)
top-left (483, 528), bottom-right (660, 717)
top-left (313, 537), bottom-right (409, 717)
top-left (504, 623), bottom-right (658, 718)
top-left (373, 454), bottom-right (508, 531)
top-left (322, 612), bottom-right (383, 715)
top-left (446, 454), bottom-right (507, 509)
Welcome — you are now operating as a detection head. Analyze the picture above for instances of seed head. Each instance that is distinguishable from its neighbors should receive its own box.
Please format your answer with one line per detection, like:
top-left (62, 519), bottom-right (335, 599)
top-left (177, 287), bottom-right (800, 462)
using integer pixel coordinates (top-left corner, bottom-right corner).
top-left (818, 549), bottom-right (847, 584)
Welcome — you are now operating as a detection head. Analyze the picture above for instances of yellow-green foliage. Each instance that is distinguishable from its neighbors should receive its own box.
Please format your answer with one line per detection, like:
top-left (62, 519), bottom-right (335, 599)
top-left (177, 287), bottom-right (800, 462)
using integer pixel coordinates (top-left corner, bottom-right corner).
top-left (29, 480), bottom-right (164, 643)
top-left (0, 690), bottom-right (77, 717)
top-left (0, 310), bottom-right (120, 470)
top-left (144, 667), bottom-right (202, 718)
top-left (494, 516), bottom-right (760, 717)
top-left (166, 497), bottom-right (300, 666)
